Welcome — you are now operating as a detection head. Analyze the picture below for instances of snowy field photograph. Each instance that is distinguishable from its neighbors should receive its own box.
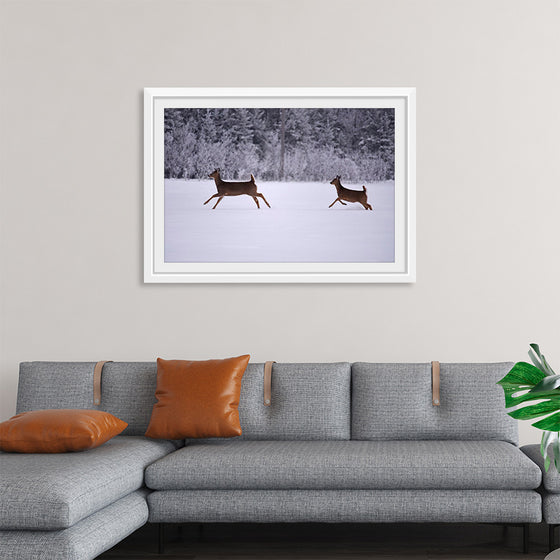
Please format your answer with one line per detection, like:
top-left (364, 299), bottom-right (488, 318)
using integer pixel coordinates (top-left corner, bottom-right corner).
top-left (165, 178), bottom-right (394, 263)
top-left (144, 88), bottom-right (415, 282)
top-left (163, 106), bottom-right (395, 263)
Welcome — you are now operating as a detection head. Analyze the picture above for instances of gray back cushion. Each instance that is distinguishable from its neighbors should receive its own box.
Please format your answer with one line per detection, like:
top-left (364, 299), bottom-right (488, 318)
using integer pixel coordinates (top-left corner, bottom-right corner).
top-left (16, 361), bottom-right (351, 440)
top-left (98, 362), bottom-right (158, 435)
top-left (351, 362), bottom-right (517, 445)
top-left (17, 362), bottom-right (95, 413)
top-left (17, 362), bottom-right (158, 436)
top-left (237, 363), bottom-right (351, 440)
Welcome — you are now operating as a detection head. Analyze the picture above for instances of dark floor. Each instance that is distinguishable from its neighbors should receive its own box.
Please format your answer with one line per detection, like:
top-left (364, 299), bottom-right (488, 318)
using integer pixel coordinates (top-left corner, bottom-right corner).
top-left (99, 522), bottom-right (553, 559)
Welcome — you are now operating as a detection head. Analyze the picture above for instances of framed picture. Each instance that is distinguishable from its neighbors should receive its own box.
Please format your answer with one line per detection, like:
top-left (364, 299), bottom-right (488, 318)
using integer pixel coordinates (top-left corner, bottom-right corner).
top-left (144, 87), bottom-right (415, 283)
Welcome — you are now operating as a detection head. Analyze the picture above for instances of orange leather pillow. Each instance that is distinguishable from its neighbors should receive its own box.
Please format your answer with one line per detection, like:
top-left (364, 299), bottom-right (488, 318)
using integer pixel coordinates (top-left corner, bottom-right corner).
top-left (0, 409), bottom-right (127, 453)
top-left (145, 355), bottom-right (250, 439)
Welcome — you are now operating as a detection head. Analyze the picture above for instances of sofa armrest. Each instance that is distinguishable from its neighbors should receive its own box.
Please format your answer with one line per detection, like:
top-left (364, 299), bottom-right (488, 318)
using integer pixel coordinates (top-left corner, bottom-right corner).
top-left (522, 444), bottom-right (560, 493)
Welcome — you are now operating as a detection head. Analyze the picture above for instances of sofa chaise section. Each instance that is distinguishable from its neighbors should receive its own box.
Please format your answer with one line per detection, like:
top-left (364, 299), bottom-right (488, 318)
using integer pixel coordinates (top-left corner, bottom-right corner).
top-left (0, 436), bottom-right (177, 530)
top-left (0, 490), bottom-right (149, 560)
top-left (1, 361), bottom-right (180, 560)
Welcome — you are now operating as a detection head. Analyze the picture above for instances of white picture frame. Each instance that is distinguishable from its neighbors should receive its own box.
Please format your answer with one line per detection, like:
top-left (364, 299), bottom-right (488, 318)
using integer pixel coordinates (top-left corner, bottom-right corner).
top-left (144, 87), bottom-right (416, 283)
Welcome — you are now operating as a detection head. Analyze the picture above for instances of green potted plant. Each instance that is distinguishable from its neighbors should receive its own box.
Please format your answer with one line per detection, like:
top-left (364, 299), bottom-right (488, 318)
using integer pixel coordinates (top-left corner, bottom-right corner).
top-left (498, 344), bottom-right (560, 472)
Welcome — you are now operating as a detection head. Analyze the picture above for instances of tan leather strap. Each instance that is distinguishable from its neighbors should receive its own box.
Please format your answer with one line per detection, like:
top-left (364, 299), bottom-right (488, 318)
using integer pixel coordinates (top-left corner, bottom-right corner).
top-left (264, 361), bottom-right (276, 406)
top-left (93, 361), bottom-right (113, 405)
top-left (432, 361), bottom-right (440, 406)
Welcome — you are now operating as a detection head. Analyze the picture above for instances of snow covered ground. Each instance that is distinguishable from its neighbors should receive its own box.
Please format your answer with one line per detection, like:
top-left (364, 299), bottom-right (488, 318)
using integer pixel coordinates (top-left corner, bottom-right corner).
top-left (164, 179), bottom-right (395, 263)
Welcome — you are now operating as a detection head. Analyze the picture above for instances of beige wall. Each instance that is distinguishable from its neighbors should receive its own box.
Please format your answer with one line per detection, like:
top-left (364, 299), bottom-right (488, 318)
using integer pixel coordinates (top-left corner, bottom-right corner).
top-left (1, 0), bottom-right (559, 445)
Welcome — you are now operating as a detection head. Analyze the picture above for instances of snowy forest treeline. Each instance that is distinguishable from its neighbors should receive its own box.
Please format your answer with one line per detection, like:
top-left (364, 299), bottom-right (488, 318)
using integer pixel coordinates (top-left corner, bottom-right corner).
top-left (164, 108), bottom-right (395, 182)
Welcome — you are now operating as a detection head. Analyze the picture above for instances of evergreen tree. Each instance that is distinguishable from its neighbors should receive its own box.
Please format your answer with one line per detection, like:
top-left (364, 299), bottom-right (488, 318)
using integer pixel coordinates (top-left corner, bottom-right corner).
top-left (163, 107), bottom-right (395, 181)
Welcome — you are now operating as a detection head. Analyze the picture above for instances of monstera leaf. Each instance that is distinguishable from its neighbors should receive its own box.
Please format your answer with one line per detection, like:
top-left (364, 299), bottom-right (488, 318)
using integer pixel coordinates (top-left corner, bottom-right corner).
top-left (497, 344), bottom-right (560, 471)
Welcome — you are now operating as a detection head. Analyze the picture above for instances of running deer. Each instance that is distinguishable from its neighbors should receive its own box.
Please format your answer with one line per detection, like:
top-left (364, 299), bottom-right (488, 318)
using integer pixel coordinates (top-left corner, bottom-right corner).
top-left (205, 169), bottom-right (271, 209)
top-left (329, 175), bottom-right (373, 210)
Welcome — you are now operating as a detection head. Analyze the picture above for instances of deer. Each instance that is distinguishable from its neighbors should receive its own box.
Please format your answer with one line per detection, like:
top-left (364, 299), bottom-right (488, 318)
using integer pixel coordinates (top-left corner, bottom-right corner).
top-left (204, 169), bottom-right (271, 209)
top-left (328, 175), bottom-right (373, 210)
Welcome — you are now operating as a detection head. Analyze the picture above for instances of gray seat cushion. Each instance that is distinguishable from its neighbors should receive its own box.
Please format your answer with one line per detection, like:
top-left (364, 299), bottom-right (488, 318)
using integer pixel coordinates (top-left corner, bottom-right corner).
top-left (522, 445), bottom-right (560, 524)
top-left (522, 444), bottom-right (560, 493)
top-left (0, 436), bottom-right (177, 530)
top-left (145, 440), bottom-right (541, 491)
top-left (544, 493), bottom-right (560, 524)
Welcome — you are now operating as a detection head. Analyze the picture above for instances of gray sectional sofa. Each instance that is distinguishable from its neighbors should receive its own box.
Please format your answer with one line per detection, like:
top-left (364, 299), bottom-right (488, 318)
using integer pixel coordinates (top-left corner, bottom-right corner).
top-left (0, 361), bottom-right (545, 559)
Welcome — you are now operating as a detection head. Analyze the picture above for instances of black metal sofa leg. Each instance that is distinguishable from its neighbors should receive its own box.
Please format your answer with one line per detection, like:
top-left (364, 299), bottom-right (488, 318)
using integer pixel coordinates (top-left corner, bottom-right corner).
top-left (523, 523), bottom-right (529, 554)
top-left (551, 524), bottom-right (558, 553)
top-left (158, 523), bottom-right (165, 554)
